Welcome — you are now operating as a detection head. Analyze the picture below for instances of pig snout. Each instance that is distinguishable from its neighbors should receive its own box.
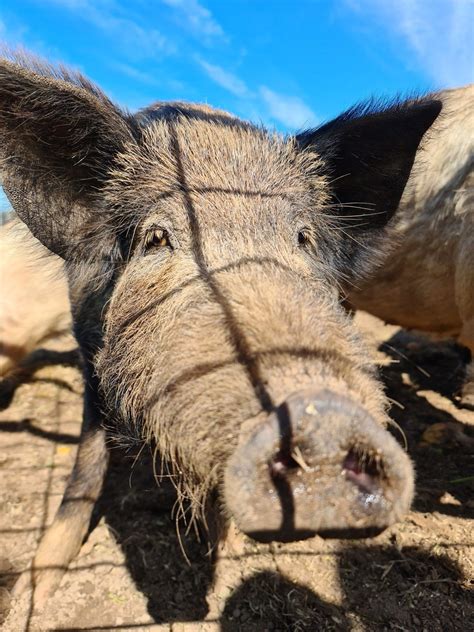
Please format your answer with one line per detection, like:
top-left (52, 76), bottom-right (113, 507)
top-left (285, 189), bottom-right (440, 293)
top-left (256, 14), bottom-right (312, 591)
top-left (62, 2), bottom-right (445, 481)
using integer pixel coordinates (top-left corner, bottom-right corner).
top-left (224, 389), bottom-right (414, 542)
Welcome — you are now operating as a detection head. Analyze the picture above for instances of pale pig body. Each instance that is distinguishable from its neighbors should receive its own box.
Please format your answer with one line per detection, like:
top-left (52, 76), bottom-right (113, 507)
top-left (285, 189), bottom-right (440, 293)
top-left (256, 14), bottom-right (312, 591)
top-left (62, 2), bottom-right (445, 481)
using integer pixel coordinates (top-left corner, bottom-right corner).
top-left (349, 86), bottom-right (474, 403)
top-left (0, 218), bottom-right (70, 376)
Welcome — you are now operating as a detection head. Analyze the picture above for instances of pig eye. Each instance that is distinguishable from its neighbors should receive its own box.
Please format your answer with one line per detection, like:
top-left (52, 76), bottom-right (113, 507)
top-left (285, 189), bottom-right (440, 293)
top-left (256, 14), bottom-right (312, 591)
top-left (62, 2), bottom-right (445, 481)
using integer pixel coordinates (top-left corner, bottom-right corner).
top-left (297, 229), bottom-right (311, 247)
top-left (143, 227), bottom-right (172, 254)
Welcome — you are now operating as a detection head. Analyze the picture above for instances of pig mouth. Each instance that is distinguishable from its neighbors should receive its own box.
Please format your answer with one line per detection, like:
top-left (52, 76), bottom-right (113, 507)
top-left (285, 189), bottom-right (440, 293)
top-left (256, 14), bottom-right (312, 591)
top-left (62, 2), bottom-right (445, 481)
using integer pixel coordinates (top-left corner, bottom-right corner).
top-left (224, 389), bottom-right (414, 543)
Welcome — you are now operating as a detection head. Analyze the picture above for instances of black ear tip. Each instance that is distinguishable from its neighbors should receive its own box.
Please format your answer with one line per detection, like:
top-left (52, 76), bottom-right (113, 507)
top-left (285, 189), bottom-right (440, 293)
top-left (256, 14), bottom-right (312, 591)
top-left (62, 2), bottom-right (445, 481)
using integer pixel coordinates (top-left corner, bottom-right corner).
top-left (294, 93), bottom-right (446, 238)
top-left (412, 98), bottom-right (443, 132)
top-left (429, 98), bottom-right (443, 114)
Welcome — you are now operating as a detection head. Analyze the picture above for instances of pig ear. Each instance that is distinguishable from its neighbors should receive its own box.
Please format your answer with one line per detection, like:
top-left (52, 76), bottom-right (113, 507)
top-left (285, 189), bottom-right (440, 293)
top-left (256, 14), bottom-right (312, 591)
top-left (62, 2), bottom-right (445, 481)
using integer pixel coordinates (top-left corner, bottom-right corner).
top-left (296, 97), bottom-right (442, 275)
top-left (0, 54), bottom-right (138, 259)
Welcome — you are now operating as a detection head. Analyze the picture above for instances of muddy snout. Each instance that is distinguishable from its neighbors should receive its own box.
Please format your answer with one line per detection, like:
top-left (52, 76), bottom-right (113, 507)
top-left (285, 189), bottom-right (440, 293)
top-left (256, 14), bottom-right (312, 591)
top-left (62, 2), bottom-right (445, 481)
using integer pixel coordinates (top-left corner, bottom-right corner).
top-left (224, 389), bottom-right (414, 543)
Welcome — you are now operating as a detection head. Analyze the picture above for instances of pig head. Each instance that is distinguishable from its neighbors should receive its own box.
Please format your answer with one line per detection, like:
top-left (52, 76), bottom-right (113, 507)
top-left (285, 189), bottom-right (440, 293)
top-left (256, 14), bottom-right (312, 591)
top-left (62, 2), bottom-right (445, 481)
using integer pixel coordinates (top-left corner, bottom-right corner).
top-left (0, 55), bottom-right (441, 551)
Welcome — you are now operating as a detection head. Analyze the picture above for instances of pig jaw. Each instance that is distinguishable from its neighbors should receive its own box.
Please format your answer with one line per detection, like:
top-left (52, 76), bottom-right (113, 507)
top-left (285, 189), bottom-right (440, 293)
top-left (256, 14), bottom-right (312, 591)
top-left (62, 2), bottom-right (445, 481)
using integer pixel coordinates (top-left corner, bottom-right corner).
top-left (223, 389), bottom-right (414, 542)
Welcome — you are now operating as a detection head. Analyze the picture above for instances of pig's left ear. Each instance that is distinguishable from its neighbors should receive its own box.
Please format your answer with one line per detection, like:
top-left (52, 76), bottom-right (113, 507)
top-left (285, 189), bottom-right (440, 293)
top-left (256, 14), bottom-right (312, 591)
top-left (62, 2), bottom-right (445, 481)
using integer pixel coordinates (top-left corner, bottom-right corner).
top-left (296, 97), bottom-right (442, 276)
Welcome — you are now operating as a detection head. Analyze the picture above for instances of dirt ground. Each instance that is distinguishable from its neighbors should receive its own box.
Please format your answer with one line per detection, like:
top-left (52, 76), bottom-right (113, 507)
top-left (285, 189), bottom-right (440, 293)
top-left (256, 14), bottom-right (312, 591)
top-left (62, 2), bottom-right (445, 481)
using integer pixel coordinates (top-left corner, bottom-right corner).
top-left (0, 313), bottom-right (473, 632)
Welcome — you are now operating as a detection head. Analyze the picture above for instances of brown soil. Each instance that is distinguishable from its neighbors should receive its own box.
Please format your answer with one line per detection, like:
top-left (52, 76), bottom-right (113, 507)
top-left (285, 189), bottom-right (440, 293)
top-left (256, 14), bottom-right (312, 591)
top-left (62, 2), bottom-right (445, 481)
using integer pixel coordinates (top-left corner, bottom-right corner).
top-left (0, 313), bottom-right (473, 632)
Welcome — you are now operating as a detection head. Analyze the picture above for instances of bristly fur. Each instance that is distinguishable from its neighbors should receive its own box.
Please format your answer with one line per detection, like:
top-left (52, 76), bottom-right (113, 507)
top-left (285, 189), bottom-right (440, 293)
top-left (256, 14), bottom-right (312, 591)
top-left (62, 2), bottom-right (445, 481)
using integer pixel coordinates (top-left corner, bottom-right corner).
top-left (1, 47), bottom-right (117, 102)
top-left (299, 92), bottom-right (438, 139)
top-left (135, 100), bottom-right (251, 131)
top-left (0, 50), bottom-right (441, 589)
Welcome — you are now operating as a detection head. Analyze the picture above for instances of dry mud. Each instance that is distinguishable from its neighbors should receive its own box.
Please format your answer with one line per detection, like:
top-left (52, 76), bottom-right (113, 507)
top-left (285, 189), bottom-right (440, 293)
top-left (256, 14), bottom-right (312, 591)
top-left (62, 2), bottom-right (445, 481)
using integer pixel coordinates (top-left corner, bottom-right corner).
top-left (0, 313), bottom-right (473, 631)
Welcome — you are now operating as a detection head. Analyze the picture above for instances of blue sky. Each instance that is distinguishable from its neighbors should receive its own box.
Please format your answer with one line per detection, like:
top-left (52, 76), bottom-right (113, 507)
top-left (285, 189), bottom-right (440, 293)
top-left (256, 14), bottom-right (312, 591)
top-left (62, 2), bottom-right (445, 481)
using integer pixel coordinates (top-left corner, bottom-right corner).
top-left (1, 0), bottom-right (473, 211)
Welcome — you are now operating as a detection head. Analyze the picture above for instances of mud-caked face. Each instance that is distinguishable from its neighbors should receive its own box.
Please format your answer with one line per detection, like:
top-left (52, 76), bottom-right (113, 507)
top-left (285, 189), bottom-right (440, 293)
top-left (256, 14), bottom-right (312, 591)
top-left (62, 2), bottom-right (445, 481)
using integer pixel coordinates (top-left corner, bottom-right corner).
top-left (98, 118), bottom-right (394, 513)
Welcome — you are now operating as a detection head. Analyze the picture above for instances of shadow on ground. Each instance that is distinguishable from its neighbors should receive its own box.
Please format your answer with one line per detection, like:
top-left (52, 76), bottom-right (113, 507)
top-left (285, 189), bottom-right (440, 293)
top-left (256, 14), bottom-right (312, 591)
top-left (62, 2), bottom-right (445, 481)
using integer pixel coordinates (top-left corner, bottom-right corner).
top-left (219, 545), bottom-right (472, 632)
top-left (380, 331), bottom-right (474, 518)
top-left (337, 544), bottom-right (472, 632)
top-left (1, 335), bottom-right (473, 629)
top-left (221, 570), bottom-right (348, 631)
top-left (93, 447), bottom-right (214, 623)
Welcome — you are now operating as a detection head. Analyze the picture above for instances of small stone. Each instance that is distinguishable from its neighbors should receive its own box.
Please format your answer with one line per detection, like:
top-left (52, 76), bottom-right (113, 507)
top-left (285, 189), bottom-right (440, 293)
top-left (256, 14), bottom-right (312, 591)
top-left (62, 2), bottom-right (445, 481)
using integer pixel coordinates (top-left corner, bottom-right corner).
top-left (439, 492), bottom-right (461, 506)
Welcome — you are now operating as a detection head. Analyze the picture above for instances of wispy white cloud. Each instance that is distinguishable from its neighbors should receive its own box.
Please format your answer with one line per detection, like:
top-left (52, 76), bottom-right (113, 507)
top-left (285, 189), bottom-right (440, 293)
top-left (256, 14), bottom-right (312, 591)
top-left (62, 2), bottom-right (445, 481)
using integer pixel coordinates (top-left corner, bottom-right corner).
top-left (196, 57), bottom-right (250, 97)
top-left (196, 56), bottom-right (317, 130)
top-left (39, 0), bottom-right (173, 59)
top-left (0, 12), bottom-right (64, 63)
top-left (112, 62), bottom-right (161, 86)
top-left (259, 86), bottom-right (318, 129)
top-left (9, 1), bottom-right (318, 131)
top-left (346, 0), bottom-right (474, 86)
top-left (162, 0), bottom-right (226, 42)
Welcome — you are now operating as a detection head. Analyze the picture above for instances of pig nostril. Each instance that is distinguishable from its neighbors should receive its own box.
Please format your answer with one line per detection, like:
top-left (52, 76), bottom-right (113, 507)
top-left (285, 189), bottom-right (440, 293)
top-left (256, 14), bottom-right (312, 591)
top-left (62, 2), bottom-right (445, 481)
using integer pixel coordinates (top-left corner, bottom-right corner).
top-left (343, 447), bottom-right (382, 494)
top-left (270, 450), bottom-right (300, 477)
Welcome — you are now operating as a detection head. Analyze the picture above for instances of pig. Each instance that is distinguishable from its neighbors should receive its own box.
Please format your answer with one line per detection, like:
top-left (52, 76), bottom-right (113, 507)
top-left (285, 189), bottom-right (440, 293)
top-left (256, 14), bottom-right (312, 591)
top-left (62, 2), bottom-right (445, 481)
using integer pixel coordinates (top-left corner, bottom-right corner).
top-left (347, 85), bottom-right (474, 406)
top-left (0, 53), bottom-right (441, 605)
top-left (0, 216), bottom-right (71, 377)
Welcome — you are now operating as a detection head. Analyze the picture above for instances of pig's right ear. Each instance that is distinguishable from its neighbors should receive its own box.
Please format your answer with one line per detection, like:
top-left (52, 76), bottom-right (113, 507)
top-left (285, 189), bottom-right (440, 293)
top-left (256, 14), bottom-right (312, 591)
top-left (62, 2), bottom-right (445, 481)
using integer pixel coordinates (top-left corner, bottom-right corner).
top-left (0, 56), bottom-right (138, 259)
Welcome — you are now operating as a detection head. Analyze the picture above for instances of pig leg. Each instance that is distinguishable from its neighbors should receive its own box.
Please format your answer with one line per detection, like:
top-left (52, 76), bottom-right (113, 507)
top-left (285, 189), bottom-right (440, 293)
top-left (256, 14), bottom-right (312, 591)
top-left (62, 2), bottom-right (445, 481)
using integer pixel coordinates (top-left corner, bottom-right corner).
top-left (13, 389), bottom-right (108, 607)
top-left (462, 361), bottom-right (474, 408)
top-left (455, 239), bottom-right (474, 408)
top-left (458, 327), bottom-right (474, 408)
